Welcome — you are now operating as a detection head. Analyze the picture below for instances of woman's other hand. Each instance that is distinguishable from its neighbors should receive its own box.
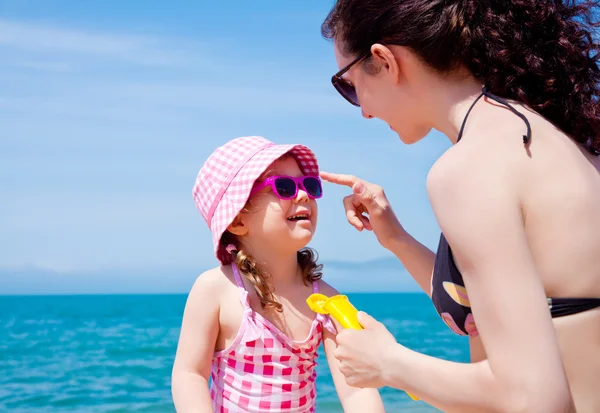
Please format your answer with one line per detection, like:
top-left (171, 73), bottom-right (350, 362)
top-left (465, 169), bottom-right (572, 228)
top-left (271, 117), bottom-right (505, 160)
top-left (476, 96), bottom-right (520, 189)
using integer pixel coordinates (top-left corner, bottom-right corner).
top-left (334, 311), bottom-right (399, 388)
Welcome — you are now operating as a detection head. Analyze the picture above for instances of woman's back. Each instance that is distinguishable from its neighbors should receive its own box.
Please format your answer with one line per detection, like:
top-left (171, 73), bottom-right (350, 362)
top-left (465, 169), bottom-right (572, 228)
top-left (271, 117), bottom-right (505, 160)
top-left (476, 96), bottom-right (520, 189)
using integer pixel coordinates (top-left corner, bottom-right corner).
top-left (523, 108), bottom-right (600, 413)
top-left (454, 99), bottom-right (600, 412)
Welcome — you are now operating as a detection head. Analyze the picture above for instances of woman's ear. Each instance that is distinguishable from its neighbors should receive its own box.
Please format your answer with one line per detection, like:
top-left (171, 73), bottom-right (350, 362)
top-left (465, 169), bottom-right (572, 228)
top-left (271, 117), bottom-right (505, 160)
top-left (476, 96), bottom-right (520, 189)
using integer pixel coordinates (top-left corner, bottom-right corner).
top-left (371, 43), bottom-right (402, 85)
top-left (227, 216), bottom-right (248, 236)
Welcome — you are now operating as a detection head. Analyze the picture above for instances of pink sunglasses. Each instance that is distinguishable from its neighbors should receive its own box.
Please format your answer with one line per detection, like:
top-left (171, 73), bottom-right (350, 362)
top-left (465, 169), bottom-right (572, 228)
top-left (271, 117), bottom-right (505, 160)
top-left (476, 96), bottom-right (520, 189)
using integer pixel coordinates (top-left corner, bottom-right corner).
top-left (250, 175), bottom-right (323, 200)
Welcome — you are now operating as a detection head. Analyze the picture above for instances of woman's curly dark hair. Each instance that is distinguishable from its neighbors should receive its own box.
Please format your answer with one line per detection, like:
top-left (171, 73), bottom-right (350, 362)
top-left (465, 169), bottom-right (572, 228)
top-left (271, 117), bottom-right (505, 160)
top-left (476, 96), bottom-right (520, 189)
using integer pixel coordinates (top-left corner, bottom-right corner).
top-left (322, 0), bottom-right (600, 152)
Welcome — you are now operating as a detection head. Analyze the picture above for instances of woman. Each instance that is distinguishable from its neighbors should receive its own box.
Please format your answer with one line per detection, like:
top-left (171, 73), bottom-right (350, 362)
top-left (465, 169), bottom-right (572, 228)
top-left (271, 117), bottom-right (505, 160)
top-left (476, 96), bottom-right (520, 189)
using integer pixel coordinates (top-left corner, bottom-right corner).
top-left (318, 1), bottom-right (600, 412)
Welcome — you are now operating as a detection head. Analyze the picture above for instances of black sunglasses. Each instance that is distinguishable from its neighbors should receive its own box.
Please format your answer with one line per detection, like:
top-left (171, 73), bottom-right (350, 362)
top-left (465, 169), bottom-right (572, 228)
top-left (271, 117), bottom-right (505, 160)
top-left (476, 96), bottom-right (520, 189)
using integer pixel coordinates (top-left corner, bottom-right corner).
top-left (331, 51), bottom-right (371, 107)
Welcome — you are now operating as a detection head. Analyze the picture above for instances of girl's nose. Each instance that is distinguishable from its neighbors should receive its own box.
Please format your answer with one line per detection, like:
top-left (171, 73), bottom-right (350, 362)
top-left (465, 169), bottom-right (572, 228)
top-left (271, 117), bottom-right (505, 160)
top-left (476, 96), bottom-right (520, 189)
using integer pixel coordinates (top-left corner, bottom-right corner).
top-left (294, 188), bottom-right (310, 203)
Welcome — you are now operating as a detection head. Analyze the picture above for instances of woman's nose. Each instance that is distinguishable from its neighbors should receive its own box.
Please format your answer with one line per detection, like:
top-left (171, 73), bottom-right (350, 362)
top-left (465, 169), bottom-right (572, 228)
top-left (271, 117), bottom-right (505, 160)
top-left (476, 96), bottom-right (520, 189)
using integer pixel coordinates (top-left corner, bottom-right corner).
top-left (361, 108), bottom-right (373, 119)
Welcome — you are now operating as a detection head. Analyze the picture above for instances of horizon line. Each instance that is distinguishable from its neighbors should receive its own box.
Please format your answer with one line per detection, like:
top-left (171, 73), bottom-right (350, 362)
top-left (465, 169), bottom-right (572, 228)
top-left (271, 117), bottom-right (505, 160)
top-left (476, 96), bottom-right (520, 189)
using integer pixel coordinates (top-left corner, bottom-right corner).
top-left (0, 290), bottom-right (424, 298)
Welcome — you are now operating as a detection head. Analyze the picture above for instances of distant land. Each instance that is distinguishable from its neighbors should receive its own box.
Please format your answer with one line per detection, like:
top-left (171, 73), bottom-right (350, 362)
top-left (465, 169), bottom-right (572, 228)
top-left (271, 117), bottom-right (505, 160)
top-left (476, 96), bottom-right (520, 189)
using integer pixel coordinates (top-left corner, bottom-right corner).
top-left (0, 256), bottom-right (421, 296)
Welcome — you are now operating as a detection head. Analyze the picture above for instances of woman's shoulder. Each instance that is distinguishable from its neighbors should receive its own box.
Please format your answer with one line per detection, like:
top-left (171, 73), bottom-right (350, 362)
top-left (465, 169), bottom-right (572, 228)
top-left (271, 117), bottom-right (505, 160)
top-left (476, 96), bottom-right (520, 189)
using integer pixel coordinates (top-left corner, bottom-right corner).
top-left (426, 136), bottom-right (526, 225)
top-left (427, 110), bottom-right (536, 200)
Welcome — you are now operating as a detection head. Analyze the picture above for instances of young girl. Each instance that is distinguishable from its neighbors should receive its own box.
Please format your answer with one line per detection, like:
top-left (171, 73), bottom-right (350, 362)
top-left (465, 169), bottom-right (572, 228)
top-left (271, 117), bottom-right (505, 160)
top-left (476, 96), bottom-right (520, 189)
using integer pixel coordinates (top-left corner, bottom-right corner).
top-left (171, 136), bottom-right (386, 413)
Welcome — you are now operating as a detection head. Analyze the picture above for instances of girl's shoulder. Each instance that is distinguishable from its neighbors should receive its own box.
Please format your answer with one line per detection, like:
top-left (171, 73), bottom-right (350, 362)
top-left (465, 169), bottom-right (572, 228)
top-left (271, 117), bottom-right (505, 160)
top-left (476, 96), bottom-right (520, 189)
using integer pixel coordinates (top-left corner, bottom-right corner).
top-left (316, 279), bottom-right (340, 297)
top-left (187, 265), bottom-right (240, 305)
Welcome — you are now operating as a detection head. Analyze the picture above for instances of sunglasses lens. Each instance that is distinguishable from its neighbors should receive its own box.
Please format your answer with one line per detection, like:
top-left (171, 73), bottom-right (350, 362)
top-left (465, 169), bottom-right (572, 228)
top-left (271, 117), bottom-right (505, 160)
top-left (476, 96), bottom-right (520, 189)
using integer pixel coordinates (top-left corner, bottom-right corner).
top-left (333, 78), bottom-right (359, 106)
top-left (274, 177), bottom-right (297, 199)
top-left (303, 177), bottom-right (322, 198)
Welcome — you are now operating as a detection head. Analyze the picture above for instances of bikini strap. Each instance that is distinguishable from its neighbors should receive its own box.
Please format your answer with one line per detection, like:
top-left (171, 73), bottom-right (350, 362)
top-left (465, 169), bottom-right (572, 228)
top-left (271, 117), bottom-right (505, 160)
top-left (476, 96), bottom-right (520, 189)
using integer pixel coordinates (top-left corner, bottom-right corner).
top-left (457, 86), bottom-right (532, 145)
top-left (457, 90), bottom-right (485, 143)
top-left (312, 280), bottom-right (338, 335)
top-left (231, 262), bottom-right (245, 288)
top-left (231, 263), bottom-right (252, 310)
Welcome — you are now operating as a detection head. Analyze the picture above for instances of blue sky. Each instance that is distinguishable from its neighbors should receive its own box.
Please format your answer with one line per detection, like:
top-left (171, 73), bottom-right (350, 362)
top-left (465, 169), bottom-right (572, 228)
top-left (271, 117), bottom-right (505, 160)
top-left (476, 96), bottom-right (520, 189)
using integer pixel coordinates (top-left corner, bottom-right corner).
top-left (0, 0), bottom-right (452, 293)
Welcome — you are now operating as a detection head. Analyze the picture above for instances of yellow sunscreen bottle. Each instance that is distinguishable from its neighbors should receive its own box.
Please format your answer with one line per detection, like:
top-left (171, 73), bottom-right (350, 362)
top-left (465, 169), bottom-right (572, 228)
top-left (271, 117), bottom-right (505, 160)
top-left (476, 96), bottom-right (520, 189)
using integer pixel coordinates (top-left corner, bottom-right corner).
top-left (306, 293), bottom-right (419, 402)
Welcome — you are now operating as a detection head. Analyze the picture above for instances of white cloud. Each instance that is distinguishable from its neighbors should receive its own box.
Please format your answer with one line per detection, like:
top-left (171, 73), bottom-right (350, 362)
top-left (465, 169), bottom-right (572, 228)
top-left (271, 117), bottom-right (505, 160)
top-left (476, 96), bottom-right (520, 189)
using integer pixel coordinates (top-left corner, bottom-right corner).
top-left (0, 59), bottom-right (74, 72)
top-left (0, 18), bottom-right (191, 66)
top-left (0, 18), bottom-right (352, 123)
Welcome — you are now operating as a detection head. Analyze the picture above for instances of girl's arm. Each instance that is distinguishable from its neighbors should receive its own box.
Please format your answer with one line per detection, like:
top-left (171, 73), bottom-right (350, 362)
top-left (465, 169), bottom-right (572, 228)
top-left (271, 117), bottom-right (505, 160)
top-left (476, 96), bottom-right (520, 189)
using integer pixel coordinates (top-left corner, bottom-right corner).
top-left (320, 283), bottom-right (387, 413)
top-left (171, 269), bottom-right (222, 413)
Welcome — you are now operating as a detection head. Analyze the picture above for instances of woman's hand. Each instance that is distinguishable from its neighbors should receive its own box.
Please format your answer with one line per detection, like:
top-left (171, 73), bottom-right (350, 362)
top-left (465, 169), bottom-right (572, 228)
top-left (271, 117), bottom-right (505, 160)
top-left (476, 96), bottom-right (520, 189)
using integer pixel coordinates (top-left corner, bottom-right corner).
top-left (334, 311), bottom-right (400, 389)
top-left (320, 171), bottom-right (405, 249)
top-left (321, 171), bottom-right (437, 295)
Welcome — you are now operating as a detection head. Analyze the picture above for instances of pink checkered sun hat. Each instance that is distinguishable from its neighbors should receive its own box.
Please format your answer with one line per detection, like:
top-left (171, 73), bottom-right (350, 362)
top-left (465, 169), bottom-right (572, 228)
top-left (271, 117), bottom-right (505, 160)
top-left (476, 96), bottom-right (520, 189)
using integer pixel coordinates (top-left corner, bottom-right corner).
top-left (192, 136), bottom-right (320, 264)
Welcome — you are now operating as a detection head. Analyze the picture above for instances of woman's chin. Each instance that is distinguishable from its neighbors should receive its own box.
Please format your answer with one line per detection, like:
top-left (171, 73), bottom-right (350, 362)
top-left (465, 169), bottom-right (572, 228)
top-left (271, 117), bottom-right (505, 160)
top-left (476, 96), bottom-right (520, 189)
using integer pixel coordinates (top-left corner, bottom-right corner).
top-left (395, 127), bottom-right (431, 145)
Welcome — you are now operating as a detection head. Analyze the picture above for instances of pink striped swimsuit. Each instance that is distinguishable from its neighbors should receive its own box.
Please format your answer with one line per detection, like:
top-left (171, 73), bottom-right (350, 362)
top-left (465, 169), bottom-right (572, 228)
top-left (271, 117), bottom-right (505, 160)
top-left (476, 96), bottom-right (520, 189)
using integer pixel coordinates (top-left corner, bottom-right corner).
top-left (210, 263), bottom-right (337, 413)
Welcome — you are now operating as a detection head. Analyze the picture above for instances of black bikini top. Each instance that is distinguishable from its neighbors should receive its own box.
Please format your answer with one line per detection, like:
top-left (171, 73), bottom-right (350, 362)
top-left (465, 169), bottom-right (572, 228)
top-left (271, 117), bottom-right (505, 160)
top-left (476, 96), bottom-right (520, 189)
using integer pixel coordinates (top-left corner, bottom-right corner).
top-left (430, 87), bottom-right (600, 337)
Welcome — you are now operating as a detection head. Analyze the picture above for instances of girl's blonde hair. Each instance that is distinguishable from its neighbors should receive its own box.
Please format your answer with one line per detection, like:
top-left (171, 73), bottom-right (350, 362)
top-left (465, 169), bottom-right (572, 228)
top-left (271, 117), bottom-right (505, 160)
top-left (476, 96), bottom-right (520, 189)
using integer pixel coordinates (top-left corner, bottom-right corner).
top-left (220, 231), bottom-right (322, 312)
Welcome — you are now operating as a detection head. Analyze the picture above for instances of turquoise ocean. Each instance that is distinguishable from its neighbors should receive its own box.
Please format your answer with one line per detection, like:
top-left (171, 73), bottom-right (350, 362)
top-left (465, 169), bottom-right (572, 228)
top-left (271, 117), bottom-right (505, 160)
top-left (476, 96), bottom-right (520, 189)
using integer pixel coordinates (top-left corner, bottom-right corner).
top-left (0, 293), bottom-right (469, 413)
